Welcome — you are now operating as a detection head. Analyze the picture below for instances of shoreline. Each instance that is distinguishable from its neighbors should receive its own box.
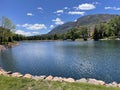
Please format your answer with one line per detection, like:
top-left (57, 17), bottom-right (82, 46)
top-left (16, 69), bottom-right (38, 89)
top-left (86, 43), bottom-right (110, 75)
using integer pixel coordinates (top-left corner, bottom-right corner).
top-left (0, 42), bottom-right (19, 52)
top-left (0, 68), bottom-right (120, 87)
top-left (0, 45), bottom-right (6, 52)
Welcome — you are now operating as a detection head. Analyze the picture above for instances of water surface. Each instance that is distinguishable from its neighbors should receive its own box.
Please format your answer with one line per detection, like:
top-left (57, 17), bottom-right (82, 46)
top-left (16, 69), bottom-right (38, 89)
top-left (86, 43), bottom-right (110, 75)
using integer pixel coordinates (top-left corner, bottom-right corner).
top-left (0, 40), bottom-right (120, 83)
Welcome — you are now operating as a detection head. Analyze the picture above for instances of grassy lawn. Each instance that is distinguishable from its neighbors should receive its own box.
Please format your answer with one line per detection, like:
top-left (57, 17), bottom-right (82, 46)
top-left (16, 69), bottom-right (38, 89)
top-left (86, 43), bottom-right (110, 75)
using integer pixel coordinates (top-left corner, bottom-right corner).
top-left (0, 75), bottom-right (120, 90)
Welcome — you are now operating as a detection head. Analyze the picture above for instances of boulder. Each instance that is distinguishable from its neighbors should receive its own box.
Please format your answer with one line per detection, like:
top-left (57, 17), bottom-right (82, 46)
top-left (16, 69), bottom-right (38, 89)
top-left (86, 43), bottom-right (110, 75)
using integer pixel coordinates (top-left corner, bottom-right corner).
top-left (12, 72), bottom-right (23, 77)
top-left (24, 74), bottom-right (32, 79)
top-left (53, 77), bottom-right (63, 82)
top-left (6, 71), bottom-right (12, 74)
top-left (39, 75), bottom-right (46, 79)
top-left (111, 82), bottom-right (118, 87)
top-left (45, 75), bottom-right (53, 80)
top-left (0, 45), bottom-right (6, 52)
top-left (63, 78), bottom-right (75, 83)
top-left (117, 84), bottom-right (120, 87)
top-left (76, 78), bottom-right (87, 83)
top-left (32, 75), bottom-right (46, 80)
top-left (0, 69), bottom-right (9, 76)
top-left (106, 83), bottom-right (114, 87)
top-left (88, 79), bottom-right (105, 85)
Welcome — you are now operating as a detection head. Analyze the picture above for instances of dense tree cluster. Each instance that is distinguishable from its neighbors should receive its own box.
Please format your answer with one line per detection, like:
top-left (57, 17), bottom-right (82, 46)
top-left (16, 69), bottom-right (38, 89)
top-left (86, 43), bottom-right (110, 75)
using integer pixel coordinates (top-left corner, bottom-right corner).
top-left (93, 16), bottom-right (120, 40)
top-left (0, 16), bottom-right (25, 44)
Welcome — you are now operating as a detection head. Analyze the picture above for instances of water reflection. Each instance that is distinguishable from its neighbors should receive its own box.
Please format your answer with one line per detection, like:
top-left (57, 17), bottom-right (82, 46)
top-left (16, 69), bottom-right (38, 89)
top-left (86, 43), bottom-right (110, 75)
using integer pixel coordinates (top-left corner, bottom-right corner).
top-left (0, 48), bottom-right (17, 71)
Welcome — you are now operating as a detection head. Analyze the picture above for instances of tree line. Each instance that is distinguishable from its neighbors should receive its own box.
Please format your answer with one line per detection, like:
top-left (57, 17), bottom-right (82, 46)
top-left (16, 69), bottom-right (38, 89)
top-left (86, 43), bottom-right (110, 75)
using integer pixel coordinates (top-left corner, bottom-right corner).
top-left (0, 16), bottom-right (120, 43)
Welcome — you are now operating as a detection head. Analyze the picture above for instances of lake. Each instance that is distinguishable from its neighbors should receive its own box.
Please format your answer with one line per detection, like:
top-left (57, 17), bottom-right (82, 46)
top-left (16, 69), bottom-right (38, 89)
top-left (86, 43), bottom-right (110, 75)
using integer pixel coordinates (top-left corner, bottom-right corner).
top-left (0, 40), bottom-right (120, 83)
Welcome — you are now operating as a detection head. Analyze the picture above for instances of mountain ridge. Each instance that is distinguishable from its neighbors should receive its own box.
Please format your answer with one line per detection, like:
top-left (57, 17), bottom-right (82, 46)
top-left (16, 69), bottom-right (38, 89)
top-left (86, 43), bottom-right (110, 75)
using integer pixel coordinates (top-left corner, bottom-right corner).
top-left (48, 14), bottom-right (118, 35)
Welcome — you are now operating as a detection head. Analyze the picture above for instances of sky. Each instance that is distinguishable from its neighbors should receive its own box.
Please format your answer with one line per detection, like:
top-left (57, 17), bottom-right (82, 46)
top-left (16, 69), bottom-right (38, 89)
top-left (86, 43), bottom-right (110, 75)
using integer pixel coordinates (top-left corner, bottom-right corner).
top-left (0, 0), bottom-right (120, 36)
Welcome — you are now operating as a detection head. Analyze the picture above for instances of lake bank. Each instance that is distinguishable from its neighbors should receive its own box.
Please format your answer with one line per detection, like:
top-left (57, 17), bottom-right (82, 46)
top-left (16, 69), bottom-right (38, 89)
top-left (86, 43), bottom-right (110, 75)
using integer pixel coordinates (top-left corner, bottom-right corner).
top-left (0, 75), bottom-right (119, 90)
top-left (0, 42), bottom-right (19, 52)
top-left (0, 45), bottom-right (6, 52)
top-left (0, 67), bottom-right (120, 88)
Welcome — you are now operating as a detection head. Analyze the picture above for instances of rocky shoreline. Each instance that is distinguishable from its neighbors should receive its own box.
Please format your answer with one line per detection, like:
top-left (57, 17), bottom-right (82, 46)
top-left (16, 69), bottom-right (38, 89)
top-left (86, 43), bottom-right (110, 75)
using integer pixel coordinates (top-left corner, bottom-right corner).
top-left (0, 42), bottom-right (19, 52)
top-left (0, 68), bottom-right (120, 88)
top-left (0, 45), bottom-right (6, 52)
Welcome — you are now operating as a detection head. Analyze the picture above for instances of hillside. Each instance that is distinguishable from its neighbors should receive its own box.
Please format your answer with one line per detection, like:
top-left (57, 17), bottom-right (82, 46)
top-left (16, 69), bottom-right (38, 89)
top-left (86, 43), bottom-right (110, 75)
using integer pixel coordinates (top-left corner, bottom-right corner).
top-left (48, 14), bottom-right (118, 35)
top-left (48, 22), bottom-right (76, 35)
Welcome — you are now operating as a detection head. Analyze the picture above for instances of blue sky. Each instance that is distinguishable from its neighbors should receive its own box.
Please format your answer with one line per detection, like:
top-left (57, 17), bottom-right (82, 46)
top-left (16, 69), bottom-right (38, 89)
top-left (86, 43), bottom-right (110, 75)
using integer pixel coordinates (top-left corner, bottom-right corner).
top-left (0, 0), bottom-right (120, 36)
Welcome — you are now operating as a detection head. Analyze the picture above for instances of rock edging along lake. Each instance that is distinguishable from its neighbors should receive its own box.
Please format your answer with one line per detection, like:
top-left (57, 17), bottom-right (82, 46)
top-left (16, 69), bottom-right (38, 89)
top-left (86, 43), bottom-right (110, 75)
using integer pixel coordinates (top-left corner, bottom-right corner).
top-left (0, 40), bottom-right (120, 83)
top-left (1, 67), bottom-right (120, 87)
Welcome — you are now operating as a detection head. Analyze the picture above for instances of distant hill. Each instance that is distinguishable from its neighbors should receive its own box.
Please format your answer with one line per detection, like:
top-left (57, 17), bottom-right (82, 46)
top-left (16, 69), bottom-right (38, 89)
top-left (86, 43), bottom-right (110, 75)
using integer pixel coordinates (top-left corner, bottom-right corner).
top-left (48, 22), bottom-right (76, 35)
top-left (48, 14), bottom-right (118, 35)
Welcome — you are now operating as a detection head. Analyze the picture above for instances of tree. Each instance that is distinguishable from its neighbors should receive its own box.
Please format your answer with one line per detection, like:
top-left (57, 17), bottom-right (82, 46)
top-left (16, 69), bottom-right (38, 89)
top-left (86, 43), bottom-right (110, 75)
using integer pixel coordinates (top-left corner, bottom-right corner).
top-left (0, 16), bottom-right (15, 31)
top-left (107, 16), bottom-right (120, 37)
top-left (80, 26), bottom-right (88, 41)
top-left (0, 16), bottom-right (16, 44)
top-left (93, 26), bottom-right (100, 41)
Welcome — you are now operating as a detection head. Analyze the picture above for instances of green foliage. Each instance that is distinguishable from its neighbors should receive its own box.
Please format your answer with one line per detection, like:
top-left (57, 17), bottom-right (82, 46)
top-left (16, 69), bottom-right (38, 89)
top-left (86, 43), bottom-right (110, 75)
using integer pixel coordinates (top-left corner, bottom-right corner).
top-left (80, 26), bottom-right (88, 41)
top-left (63, 26), bottom-right (89, 41)
top-left (93, 16), bottom-right (120, 40)
top-left (0, 27), bottom-right (14, 44)
top-left (1, 16), bottom-right (15, 31)
top-left (0, 16), bottom-right (26, 44)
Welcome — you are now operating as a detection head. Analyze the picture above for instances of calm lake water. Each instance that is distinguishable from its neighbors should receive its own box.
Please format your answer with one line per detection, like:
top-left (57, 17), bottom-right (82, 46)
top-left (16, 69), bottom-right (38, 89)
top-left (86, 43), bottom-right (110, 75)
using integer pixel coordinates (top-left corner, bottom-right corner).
top-left (0, 40), bottom-right (120, 83)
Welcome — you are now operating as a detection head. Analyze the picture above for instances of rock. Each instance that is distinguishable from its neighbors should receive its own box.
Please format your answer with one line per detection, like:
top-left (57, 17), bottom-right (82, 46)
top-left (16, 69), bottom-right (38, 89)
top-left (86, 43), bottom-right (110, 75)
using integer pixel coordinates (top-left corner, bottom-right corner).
top-left (6, 71), bottom-right (12, 74)
top-left (0, 45), bottom-right (6, 52)
top-left (63, 78), bottom-right (75, 83)
top-left (0, 71), bottom-right (3, 75)
top-left (76, 78), bottom-right (87, 83)
top-left (88, 79), bottom-right (105, 85)
top-left (24, 74), bottom-right (32, 79)
top-left (117, 84), bottom-right (120, 87)
top-left (106, 83), bottom-right (114, 87)
top-left (106, 82), bottom-right (118, 87)
top-left (12, 72), bottom-right (23, 77)
top-left (53, 77), bottom-right (63, 82)
top-left (45, 75), bottom-right (53, 80)
top-left (0, 69), bottom-right (9, 76)
top-left (32, 75), bottom-right (46, 80)
top-left (39, 75), bottom-right (46, 79)
top-left (111, 82), bottom-right (118, 87)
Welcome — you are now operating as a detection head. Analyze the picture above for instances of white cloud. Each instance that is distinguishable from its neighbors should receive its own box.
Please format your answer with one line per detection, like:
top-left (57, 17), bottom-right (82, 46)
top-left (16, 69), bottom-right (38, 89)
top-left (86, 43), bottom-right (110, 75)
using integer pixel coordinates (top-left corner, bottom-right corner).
top-left (68, 11), bottom-right (85, 15)
top-left (15, 30), bottom-right (40, 36)
top-left (105, 7), bottom-right (120, 10)
top-left (17, 23), bottom-right (47, 30)
top-left (64, 7), bottom-right (69, 10)
top-left (37, 7), bottom-right (43, 10)
top-left (50, 25), bottom-right (54, 29)
top-left (74, 3), bottom-right (95, 10)
top-left (27, 13), bottom-right (33, 16)
top-left (52, 18), bottom-right (64, 25)
top-left (74, 19), bottom-right (77, 22)
top-left (55, 10), bottom-right (64, 14)
top-left (32, 32), bottom-right (40, 35)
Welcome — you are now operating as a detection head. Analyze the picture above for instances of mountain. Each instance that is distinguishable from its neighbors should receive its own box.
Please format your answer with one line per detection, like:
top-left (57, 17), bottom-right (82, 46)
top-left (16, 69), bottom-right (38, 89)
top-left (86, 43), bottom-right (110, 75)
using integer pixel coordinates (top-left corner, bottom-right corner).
top-left (48, 22), bottom-right (76, 35)
top-left (48, 14), bottom-right (118, 35)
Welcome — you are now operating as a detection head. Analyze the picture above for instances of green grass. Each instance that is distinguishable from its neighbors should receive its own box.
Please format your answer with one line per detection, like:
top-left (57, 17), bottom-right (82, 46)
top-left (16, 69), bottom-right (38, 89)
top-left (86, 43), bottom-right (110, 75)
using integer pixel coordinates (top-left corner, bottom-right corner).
top-left (0, 75), bottom-right (120, 90)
